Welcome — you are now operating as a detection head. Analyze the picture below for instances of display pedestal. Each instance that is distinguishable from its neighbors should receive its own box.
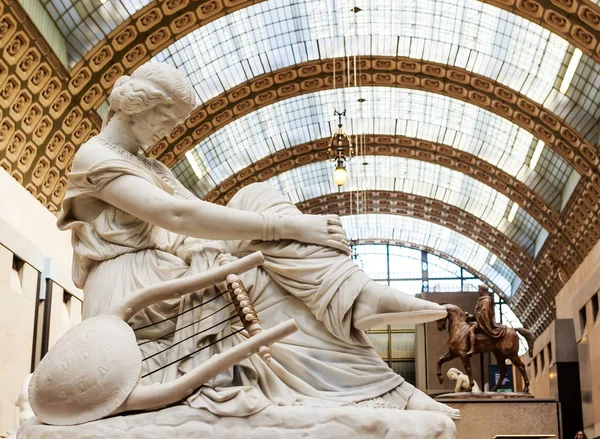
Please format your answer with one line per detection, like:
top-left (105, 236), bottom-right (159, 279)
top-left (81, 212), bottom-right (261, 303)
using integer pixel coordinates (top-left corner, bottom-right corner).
top-left (436, 393), bottom-right (559, 439)
top-left (17, 404), bottom-right (457, 439)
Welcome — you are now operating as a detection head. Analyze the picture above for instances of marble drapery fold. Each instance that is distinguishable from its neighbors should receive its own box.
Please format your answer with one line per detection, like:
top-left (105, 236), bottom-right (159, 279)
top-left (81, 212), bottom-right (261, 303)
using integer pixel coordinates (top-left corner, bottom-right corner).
top-left (57, 143), bottom-right (414, 417)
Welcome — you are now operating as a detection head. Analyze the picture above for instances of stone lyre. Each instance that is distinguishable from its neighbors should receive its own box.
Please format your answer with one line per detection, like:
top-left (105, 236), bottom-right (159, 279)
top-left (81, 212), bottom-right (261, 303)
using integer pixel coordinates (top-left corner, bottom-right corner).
top-left (28, 251), bottom-right (298, 426)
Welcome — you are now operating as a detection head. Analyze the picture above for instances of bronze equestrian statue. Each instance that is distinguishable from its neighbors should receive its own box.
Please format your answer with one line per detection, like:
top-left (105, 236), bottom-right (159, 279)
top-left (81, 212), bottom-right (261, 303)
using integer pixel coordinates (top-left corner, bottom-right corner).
top-left (436, 285), bottom-right (535, 392)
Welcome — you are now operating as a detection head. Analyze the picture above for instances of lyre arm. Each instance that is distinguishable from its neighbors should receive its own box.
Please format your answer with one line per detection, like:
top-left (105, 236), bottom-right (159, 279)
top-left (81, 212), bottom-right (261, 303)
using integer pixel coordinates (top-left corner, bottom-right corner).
top-left (110, 251), bottom-right (265, 321)
top-left (114, 319), bottom-right (298, 414)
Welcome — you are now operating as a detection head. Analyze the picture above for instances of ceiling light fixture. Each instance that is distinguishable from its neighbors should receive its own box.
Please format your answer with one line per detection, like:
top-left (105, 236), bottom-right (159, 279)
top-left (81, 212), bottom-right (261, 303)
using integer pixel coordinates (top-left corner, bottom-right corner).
top-left (529, 139), bottom-right (545, 170)
top-left (507, 202), bottom-right (519, 223)
top-left (559, 48), bottom-right (583, 94)
top-left (328, 110), bottom-right (354, 187)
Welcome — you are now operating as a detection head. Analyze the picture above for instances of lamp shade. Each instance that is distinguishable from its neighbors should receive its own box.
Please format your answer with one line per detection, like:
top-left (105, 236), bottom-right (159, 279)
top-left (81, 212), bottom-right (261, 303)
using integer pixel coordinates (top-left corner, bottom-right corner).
top-left (333, 165), bottom-right (348, 186)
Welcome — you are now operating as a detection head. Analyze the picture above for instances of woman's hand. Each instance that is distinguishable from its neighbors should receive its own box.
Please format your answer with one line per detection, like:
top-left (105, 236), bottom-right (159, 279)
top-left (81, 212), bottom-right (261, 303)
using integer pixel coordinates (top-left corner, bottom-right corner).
top-left (280, 214), bottom-right (350, 255)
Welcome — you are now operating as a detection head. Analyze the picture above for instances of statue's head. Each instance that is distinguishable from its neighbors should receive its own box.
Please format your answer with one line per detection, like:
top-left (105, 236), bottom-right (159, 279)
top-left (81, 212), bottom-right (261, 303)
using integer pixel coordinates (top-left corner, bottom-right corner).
top-left (446, 368), bottom-right (461, 380)
top-left (105, 62), bottom-right (196, 149)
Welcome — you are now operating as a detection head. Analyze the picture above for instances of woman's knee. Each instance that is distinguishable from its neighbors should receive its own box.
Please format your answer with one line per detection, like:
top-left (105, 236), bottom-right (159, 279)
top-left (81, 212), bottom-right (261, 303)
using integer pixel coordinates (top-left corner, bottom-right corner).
top-left (227, 182), bottom-right (275, 208)
top-left (227, 182), bottom-right (299, 216)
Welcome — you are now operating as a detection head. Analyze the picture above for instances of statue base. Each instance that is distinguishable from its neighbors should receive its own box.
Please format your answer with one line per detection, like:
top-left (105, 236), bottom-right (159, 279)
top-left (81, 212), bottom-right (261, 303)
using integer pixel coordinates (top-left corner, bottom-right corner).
top-left (435, 391), bottom-right (534, 400)
top-left (17, 404), bottom-right (457, 439)
top-left (435, 395), bottom-right (559, 439)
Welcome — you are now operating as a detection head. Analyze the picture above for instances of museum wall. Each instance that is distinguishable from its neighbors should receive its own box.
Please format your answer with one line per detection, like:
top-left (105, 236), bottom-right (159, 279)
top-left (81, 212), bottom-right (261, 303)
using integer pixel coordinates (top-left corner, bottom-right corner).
top-left (527, 354), bottom-right (552, 399)
top-left (0, 168), bottom-right (81, 436)
top-left (527, 334), bottom-right (553, 399)
top-left (555, 237), bottom-right (600, 438)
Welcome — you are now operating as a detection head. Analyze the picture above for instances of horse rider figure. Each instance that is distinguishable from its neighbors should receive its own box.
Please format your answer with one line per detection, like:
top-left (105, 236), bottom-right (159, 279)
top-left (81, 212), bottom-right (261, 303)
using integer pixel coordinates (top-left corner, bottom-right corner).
top-left (466, 285), bottom-right (508, 356)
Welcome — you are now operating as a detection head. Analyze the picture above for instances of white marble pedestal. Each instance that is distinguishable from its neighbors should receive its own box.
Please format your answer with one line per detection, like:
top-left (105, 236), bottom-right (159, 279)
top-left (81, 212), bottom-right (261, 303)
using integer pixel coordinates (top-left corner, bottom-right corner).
top-left (17, 404), bottom-right (457, 439)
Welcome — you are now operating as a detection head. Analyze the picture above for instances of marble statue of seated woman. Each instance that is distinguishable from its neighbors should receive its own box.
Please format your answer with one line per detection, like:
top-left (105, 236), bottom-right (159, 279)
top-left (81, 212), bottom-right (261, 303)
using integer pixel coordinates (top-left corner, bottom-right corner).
top-left (26, 62), bottom-right (460, 434)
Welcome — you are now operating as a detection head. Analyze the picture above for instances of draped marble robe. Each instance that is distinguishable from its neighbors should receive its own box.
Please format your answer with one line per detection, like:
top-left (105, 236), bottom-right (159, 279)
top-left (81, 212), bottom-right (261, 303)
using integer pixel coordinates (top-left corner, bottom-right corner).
top-left (57, 141), bottom-right (415, 417)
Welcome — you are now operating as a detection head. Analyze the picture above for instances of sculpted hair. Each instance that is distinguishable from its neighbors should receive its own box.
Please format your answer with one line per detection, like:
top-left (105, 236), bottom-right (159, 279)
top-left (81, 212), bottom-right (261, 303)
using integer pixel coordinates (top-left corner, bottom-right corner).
top-left (103, 63), bottom-right (196, 127)
top-left (109, 77), bottom-right (174, 115)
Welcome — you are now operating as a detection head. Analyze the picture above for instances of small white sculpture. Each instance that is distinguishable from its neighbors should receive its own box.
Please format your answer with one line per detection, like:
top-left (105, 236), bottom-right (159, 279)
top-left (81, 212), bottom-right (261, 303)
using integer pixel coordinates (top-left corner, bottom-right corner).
top-left (4, 374), bottom-right (34, 438)
top-left (17, 374), bottom-right (34, 425)
top-left (446, 368), bottom-right (481, 393)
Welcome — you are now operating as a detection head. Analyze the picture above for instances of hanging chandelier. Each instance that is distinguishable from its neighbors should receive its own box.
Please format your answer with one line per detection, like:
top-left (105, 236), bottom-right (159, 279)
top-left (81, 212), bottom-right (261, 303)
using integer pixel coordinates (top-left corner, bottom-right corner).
top-left (328, 110), bottom-right (355, 187)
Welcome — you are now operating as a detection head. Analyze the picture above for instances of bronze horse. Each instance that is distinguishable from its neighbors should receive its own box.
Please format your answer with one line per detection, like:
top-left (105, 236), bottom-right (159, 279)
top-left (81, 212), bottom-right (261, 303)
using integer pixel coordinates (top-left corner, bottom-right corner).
top-left (436, 303), bottom-right (535, 392)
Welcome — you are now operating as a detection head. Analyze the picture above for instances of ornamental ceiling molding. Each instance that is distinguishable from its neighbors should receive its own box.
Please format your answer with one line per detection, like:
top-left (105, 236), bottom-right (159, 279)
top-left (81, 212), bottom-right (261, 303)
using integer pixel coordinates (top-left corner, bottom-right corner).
top-left (151, 56), bottom-right (599, 180)
top-left (146, 56), bottom-right (600, 306)
top-left (297, 191), bottom-right (552, 332)
top-left (69, 0), bottom-right (600, 114)
top-left (350, 238), bottom-right (526, 329)
top-left (204, 135), bottom-right (562, 236)
top-left (0, 1), bottom-right (102, 214)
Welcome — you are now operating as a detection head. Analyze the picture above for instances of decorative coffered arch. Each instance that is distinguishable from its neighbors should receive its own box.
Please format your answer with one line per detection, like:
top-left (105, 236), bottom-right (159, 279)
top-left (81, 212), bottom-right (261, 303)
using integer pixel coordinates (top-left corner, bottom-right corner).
top-left (291, 186), bottom-right (552, 329)
top-left (64, 0), bottom-right (600, 95)
top-left (151, 56), bottom-right (599, 181)
top-left (203, 135), bottom-right (562, 236)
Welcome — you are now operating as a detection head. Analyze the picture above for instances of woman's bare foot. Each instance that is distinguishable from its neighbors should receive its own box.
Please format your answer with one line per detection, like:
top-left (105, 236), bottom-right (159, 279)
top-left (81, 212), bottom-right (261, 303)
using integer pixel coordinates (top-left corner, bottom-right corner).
top-left (405, 388), bottom-right (461, 419)
top-left (353, 281), bottom-right (447, 330)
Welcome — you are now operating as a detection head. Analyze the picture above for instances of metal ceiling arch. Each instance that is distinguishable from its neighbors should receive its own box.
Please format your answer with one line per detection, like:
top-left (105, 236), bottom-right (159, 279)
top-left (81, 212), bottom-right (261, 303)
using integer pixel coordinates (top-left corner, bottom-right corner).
top-left (269, 162), bottom-right (555, 322)
top-left (143, 57), bottom-right (600, 298)
top-left (151, 0), bottom-right (600, 145)
top-left (266, 156), bottom-right (543, 255)
top-left (201, 134), bottom-right (561, 235)
top-left (59, 0), bottom-right (600, 110)
top-left (150, 57), bottom-right (597, 180)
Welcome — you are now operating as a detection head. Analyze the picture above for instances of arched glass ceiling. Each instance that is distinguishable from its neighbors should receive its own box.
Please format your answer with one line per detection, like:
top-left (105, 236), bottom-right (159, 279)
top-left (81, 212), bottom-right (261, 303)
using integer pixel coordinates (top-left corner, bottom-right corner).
top-left (174, 87), bottom-right (572, 211)
top-left (341, 214), bottom-right (518, 297)
top-left (41, 0), bottom-right (154, 66)
top-left (266, 157), bottom-right (542, 257)
top-left (154, 0), bottom-right (598, 143)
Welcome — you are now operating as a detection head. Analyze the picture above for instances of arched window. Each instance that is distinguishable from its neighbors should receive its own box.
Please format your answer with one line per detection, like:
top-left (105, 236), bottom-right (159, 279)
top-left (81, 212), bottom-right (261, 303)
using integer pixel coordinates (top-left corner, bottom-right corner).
top-left (353, 243), bottom-right (528, 376)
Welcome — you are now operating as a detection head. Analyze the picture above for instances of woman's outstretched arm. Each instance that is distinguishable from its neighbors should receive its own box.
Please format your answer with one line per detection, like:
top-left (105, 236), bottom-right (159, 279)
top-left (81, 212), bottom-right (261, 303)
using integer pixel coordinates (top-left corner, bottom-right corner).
top-left (95, 174), bottom-right (350, 254)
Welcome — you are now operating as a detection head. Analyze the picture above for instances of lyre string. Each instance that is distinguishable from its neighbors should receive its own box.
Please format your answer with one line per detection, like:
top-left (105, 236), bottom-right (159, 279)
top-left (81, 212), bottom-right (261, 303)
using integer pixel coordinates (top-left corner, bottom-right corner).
top-left (142, 328), bottom-right (245, 378)
top-left (142, 314), bottom-right (240, 362)
top-left (132, 289), bottom-right (229, 332)
top-left (138, 300), bottom-right (234, 347)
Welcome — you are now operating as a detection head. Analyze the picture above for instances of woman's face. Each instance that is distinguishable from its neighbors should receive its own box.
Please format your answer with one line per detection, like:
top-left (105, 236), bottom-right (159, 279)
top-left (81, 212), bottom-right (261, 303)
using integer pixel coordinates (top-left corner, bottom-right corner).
top-left (575, 432), bottom-right (585, 439)
top-left (130, 104), bottom-right (188, 150)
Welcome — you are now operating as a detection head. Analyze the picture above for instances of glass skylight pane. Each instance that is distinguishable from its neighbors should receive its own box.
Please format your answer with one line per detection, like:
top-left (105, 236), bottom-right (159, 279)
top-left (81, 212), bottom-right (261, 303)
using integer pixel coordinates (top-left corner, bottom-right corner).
top-left (342, 214), bottom-right (518, 297)
top-left (151, 0), bottom-right (593, 143)
top-left (175, 87), bottom-right (571, 214)
top-left (265, 156), bottom-right (542, 256)
top-left (427, 253), bottom-right (463, 278)
top-left (41, 0), bottom-right (154, 66)
top-left (546, 54), bottom-right (600, 147)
